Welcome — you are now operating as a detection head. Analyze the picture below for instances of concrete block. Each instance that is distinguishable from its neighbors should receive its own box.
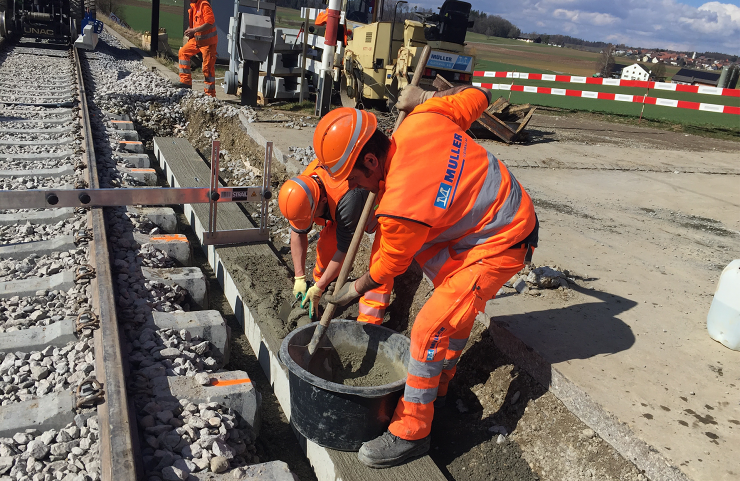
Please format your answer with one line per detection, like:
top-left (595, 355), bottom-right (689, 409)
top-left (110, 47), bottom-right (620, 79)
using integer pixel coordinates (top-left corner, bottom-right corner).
top-left (105, 113), bottom-right (131, 122)
top-left (0, 318), bottom-right (77, 353)
top-left (119, 167), bottom-right (158, 185)
top-left (152, 370), bottom-right (261, 434)
top-left (134, 233), bottom-right (192, 265)
top-left (0, 235), bottom-right (76, 259)
top-left (148, 310), bottom-right (230, 365)
top-left (119, 141), bottom-right (144, 153)
top-left (0, 391), bottom-right (76, 438)
top-left (0, 165), bottom-right (74, 178)
top-left (0, 271), bottom-right (75, 299)
top-left (110, 119), bottom-right (135, 130)
top-left (117, 153), bottom-right (150, 168)
top-left (126, 206), bottom-right (177, 233)
top-left (513, 277), bottom-right (528, 294)
top-left (0, 207), bottom-right (74, 225)
top-left (141, 267), bottom-right (208, 309)
top-left (191, 461), bottom-right (297, 480)
top-left (108, 129), bottom-right (139, 141)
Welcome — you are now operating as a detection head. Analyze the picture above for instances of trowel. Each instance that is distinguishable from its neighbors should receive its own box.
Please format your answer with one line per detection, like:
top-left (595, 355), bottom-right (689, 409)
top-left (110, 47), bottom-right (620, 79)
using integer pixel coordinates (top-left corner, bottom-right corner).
top-left (289, 45), bottom-right (432, 381)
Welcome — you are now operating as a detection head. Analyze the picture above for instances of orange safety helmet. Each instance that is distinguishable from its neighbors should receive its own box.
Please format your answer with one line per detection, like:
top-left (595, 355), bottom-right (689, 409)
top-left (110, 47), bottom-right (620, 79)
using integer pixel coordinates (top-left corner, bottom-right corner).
top-left (278, 175), bottom-right (321, 230)
top-left (313, 108), bottom-right (377, 183)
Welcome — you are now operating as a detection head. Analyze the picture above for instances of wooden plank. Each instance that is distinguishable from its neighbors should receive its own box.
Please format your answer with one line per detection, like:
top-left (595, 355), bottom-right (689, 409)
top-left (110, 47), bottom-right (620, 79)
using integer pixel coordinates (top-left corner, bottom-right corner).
top-left (515, 106), bottom-right (537, 135)
top-left (153, 137), bottom-right (446, 481)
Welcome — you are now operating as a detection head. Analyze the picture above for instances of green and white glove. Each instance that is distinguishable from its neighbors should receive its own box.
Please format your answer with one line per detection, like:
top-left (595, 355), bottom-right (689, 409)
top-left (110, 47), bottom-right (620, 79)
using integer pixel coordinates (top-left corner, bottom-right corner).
top-left (301, 284), bottom-right (324, 320)
top-left (396, 85), bottom-right (435, 113)
top-left (293, 275), bottom-right (307, 300)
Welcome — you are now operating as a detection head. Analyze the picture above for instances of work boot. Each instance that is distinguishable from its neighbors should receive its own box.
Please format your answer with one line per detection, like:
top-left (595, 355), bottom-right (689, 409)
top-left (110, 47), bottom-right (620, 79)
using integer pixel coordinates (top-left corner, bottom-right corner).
top-left (173, 82), bottom-right (192, 89)
top-left (357, 431), bottom-right (431, 468)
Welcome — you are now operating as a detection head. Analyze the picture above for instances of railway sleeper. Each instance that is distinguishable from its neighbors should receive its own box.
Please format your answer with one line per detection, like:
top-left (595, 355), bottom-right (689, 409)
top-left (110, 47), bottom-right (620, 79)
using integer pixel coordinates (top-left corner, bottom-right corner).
top-left (141, 267), bottom-right (208, 310)
top-left (115, 153), bottom-right (150, 169)
top-left (125, 206), bottom-right (177, 233)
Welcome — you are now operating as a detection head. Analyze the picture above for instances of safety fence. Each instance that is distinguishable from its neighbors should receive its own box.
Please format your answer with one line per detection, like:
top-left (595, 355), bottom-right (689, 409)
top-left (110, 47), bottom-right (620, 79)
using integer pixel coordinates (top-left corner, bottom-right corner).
top-left (472, 71), bottom-right (740, 116)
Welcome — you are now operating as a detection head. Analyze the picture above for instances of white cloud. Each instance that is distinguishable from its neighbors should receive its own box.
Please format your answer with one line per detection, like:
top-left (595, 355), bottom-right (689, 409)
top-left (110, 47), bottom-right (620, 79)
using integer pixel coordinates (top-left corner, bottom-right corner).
top-left (448, 0), bottom-right (740, 55)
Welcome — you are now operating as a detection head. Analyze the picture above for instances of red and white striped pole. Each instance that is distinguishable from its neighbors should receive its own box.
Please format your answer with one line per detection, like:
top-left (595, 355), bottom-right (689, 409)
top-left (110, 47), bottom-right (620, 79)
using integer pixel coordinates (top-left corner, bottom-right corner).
top-left (315, 0), bottom-right (342, 117)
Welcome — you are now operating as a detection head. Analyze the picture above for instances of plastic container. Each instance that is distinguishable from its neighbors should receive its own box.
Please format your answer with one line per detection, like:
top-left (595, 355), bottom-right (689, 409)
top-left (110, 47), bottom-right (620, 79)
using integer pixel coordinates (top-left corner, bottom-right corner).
top-left (707, 259), bottom-right (740, 351)
top-left (279, 320), bottom-right (410, 451)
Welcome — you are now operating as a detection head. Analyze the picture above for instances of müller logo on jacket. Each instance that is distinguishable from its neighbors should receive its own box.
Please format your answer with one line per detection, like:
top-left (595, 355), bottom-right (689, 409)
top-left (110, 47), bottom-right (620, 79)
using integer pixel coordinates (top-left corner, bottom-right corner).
top-left (434, 133), bottom-right (465, 209)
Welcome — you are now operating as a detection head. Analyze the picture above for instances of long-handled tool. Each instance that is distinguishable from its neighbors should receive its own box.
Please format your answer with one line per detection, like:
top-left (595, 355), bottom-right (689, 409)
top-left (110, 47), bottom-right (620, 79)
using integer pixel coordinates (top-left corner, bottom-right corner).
top-left (293, 46), bottom-right (433, 380)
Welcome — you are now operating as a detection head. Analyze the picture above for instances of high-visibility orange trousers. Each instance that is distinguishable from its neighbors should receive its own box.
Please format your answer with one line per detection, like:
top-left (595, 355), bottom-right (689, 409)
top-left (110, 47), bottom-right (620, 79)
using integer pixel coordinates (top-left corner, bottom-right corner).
top-left (388, 246), bottom-right (530, 441)
top-left (313, 222), bottom-right (392, 325)
top-left (178, 38), bottom-right (217, 97)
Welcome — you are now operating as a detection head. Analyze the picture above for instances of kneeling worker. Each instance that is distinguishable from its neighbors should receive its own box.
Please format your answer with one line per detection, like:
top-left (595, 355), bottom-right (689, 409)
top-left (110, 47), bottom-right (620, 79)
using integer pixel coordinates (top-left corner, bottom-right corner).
top-left (315, 86), bottom-right (538, 467)
top-left (177, 0), bottom-right (218, 97)
top-left (278, 160), bottom-right (391, 323)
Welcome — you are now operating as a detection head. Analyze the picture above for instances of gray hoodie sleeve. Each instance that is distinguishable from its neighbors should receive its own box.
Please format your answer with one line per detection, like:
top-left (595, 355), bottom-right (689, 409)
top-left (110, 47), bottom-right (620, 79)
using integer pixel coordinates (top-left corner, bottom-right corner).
top-left (334, 188), bottom-right (370, 252)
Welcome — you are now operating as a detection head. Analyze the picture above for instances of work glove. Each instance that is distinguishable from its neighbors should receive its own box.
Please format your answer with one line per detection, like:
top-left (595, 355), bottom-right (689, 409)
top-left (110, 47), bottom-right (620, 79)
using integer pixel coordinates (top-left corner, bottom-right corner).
top-left (324, 280), bottom-right (361, 307)
top-left (301, 285), bottom-right (324, 320)
top-left (396, 85), bottom-right (435, 113)
top-left (293, 275), bottom-right (307, 301)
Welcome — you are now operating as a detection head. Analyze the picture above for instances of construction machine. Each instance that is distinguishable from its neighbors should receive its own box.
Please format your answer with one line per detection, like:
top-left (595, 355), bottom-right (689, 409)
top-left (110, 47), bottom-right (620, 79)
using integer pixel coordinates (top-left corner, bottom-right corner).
top-left (0, 0), bottom-right (95, 44)
top-left (340, 0), bottom-right (476, 108)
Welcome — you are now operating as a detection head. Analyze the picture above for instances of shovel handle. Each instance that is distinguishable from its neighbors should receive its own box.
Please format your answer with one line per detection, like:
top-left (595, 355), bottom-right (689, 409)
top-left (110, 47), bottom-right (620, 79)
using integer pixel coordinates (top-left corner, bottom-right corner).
top-left (307, 45), bottom-right (433, 355)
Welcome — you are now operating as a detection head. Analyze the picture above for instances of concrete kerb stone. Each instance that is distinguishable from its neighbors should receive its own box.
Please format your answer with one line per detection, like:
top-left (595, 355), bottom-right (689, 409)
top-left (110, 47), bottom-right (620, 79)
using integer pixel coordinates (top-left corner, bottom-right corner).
top-left (191, 461), bottom-right (298, 481)
top-left (152, 370), bottom-right (261, 436)
top-left (0, 318), bottom-right (77, 353)
top-left (482, 300), bottom-right (692, 481)
top-left (236, 111), bottom-right (304, 177)
top-left (0, 271), bottom-right (75, 299)
top-left (133, 232), bottom-right (192, 265)
top-left (147, 310), bottom-right (230, 365)
top-left (0, 391), bottom-right (76, 438)
top-left (119, 166), bottom-right (158, 185)
top-left (0, 235), bottom-right (76, 259)
top-left (126, 206), bottom-right (177, 233)
top-left (141, 266), bottom-right (208, 309)
top-left (0, 207), bottom-right (75, 226)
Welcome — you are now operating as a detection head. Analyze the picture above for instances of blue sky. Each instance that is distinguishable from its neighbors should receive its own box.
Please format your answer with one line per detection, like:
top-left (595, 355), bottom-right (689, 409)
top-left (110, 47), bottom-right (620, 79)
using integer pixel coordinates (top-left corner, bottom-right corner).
top-left (411, 0), bottom-right (740, 56)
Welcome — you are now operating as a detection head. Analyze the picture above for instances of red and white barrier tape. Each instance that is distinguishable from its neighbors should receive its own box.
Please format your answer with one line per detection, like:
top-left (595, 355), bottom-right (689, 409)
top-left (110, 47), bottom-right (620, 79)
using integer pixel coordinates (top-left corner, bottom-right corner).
top-left (473, 71), bottom-right (740, 98)
top-left (473, 82), bottom-right (740, 115)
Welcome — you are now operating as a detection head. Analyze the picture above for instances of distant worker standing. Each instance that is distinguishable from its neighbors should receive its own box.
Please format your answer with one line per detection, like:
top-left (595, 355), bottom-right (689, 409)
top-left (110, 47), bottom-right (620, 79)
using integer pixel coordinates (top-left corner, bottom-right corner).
top-left (278, 160), bottom-right (391, 324)
top-left (315, 86), bottom-right (538, 468)
top-left (177, 0), bottom-right (218, 97)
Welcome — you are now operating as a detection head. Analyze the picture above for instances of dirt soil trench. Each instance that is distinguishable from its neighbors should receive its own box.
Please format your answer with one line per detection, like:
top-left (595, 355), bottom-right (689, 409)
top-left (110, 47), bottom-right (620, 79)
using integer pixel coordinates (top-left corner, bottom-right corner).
top-left (168, 102), bottom-right (706, 480)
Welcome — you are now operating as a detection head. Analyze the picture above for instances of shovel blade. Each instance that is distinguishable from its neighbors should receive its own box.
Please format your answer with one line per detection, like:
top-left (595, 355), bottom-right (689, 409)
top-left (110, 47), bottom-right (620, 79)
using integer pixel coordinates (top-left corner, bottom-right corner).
top-left (288, 344), bottom-right (336, 382)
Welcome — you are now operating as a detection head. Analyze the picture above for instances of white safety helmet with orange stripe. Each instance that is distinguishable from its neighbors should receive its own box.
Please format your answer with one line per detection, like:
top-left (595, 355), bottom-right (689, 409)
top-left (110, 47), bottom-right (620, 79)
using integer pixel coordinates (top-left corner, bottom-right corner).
top-left (313, 108), bottom-right (378, 183)
top-left (278, 174), bottom-right (322, 231)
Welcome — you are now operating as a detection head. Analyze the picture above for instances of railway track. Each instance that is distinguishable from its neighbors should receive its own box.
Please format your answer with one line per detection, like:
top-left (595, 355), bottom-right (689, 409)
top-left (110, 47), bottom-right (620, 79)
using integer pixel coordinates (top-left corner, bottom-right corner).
top-left (0, 36), bottom-right (264, 481)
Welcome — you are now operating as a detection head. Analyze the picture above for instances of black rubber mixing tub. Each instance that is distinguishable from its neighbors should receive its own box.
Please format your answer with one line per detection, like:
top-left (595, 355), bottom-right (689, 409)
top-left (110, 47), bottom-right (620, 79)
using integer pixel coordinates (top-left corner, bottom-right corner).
top-left (279, 319), bottom-right (410, 451)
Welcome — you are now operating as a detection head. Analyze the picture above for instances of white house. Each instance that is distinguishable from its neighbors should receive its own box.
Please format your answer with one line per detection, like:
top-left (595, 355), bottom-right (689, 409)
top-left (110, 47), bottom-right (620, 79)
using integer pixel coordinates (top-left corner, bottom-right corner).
top-left (621, 63), bottom-right (650, 81)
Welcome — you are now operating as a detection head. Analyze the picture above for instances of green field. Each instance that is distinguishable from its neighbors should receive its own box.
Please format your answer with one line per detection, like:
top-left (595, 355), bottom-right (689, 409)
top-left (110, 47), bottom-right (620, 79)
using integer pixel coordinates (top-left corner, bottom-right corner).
top-left (119, 5), bottom-right (184, 51)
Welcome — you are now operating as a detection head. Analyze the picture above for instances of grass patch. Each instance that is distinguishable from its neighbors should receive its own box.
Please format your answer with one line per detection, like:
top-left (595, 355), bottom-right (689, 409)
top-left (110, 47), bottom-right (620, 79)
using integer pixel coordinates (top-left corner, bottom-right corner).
top-left (119, 5), bottom-right (184, 52)
top-left (269, 99), bottom-right (315, 114)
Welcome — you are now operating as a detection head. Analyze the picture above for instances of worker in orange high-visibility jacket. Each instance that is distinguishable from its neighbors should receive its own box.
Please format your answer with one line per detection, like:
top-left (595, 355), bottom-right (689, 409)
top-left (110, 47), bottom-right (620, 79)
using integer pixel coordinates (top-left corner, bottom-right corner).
top-left (314, 9), bottom-right (349, 45)
top-left (177, 0), bottom-right (218, 97)
top-left (315, 86), bottom-right (538, 468)
top-left (278, 160), bottom-right (392, 324)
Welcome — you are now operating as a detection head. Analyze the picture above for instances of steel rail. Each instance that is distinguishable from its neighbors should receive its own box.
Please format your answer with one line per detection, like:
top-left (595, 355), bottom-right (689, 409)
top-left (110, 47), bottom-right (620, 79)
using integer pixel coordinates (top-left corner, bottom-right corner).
top-left (73, 47), bottom-right (139, 481)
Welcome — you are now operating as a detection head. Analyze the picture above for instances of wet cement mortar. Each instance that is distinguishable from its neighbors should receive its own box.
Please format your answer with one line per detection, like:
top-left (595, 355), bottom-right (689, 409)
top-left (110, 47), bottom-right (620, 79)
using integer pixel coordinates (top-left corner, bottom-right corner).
top-left (164, 102), bottom-right (648, 481)
top-left (330, 346), bottom-right (406, 387)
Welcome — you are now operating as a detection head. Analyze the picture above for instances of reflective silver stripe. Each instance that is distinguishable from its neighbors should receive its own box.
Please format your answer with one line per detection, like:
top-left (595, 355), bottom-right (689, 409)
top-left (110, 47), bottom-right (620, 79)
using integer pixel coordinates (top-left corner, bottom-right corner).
top-left (328, 109), bottom-right (363, 176)
top-left (452, 168), bottom-right (522, 252)
top-left (362, 291), bottom-right (390, 304)
top-left (442, 357), bottom-right (460, 370)
top-left (179, 68), bottom-right (191, 74)
top-left (407, 357), bottom-right (444, 378)
top-left (359, 304), bottom-right (384, 319)
top-left (196, 30), bottom-right (217, 40)
top-left (448, 337), bottom-right (468, 351)
top-left (179, 59), bottom-right (190, 66)
top-left (290, 176), bottom-right (315, 212)
top-left (420, 246), bottom-right (451, 281)
top-left (205, 85), bottom-right (216, 92)
top-left (205, 76), bottom-right (215, 83)
top-left (403, 385), bottom-right (437, 405)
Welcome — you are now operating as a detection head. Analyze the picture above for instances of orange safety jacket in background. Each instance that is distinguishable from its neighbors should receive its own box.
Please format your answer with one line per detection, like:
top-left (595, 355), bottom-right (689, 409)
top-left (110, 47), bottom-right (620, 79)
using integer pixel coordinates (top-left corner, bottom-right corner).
top-left (314, 9), bottom-right (348, 45)
top-left (189, 0), bottom-right (217, 47)
top-left (369, 88), bottom-right (537, 287)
